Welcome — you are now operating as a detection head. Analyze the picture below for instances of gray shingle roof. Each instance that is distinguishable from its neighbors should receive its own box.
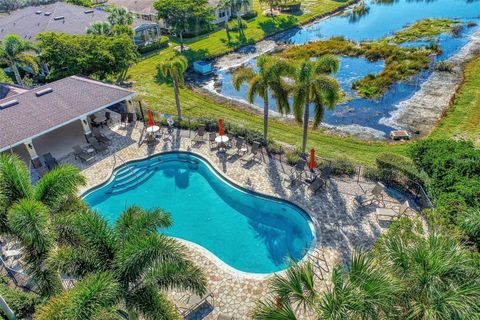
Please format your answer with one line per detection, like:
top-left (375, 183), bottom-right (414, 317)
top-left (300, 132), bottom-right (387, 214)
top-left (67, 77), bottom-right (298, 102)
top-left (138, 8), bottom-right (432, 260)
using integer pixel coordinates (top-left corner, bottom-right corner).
top-left (0, 2), bottom-right (155, 41)
top-left (106, 0), bottom-right (219, 15)
top-left (0, 76), bottom-right (135, 151)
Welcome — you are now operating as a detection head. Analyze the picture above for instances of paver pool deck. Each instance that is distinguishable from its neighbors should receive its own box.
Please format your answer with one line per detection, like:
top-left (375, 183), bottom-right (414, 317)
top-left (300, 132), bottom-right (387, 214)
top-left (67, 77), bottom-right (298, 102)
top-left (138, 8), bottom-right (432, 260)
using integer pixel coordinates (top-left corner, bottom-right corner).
top-left (63, 122), bottom-right (414, 319)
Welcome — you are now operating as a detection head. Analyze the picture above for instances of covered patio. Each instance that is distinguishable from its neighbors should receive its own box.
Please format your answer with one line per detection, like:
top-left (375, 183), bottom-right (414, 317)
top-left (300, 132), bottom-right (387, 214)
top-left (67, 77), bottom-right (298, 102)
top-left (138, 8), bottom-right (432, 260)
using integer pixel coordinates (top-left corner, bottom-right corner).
top-left (0, 76), bottom-right (135, 178)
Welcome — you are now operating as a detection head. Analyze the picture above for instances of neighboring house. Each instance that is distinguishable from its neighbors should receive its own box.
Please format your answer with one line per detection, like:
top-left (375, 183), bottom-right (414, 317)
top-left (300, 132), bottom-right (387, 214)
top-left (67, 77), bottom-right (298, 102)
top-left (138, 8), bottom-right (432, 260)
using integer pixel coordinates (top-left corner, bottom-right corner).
top-left (106, 0), bottom-right (253, 28)
top-left (0, 2), bottom-right (160, 47)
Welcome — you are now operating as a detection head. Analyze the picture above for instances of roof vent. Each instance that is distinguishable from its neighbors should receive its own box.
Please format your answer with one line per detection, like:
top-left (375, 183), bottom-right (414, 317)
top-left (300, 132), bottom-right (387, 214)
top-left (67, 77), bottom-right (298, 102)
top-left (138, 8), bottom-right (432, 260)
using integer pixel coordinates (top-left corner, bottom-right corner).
top-left (44, 12), bottom-right (51, 16)
top-left (35, 10), bottom-right (42, 14)
top-left (35, 88), bottom-right (53, 97)
top-left (0, 99), bottom-right (19, 109)
top-left (54, 16), bottom-right (64, 20)
top-left (84, 9), bottom-right (94, 13)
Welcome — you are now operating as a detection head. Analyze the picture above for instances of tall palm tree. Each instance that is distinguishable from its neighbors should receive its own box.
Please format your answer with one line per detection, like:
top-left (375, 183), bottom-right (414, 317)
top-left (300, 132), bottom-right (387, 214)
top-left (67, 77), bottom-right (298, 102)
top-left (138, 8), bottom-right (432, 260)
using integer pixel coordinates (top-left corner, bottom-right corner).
top-left (107, 7), bottom-right (134, 26)
top-left (0, 154), bottom-right (86, 297)
top-left (290, 56), bottom-right (340, 153)
top-left (217, 0), bottom-right (232, 36)
top-left (0, 34), bottom-right (38, 86)
top-left (232, 56), bottom-right (293, 142)
top-left (49, 206), bottom-right (207, 319)
top-left (86, 21), bottom-right (113, 36)
top-left (157, 56), bottom-right (188, 120)
top-left (377, 231), bottom-right (480, 319)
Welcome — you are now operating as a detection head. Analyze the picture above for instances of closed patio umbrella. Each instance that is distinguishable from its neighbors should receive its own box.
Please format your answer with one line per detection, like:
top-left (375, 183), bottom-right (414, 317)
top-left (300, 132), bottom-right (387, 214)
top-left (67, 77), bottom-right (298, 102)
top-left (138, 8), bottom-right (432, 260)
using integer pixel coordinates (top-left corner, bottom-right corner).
top-left (147, 110), bottom-right (155, 127)
top-left (218, 119), bottom-right (224, 136)
top-left (308, 149), bottom-right (316, 170)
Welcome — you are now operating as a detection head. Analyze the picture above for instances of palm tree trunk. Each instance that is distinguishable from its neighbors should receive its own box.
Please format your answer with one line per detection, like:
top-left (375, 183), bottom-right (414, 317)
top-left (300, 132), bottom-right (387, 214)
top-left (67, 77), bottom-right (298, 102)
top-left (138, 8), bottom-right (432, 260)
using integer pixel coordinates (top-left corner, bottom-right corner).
top-left (302, 102), bottom-right (309, 154)
top-left (179, 32), bottom-right (184, 51)
top-left (263, 91), bottom-right (269, 143)
top-left (11, 61), bottom-right (23, 86)
top-left (173, 77), bottom-right (182, 120)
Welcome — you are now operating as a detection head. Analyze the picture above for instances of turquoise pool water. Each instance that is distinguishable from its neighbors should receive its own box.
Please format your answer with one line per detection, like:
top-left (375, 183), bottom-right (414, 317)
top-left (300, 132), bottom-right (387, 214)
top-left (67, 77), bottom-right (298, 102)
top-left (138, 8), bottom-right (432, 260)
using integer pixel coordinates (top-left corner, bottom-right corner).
top-left (84, 152), bottom-right (315, 274)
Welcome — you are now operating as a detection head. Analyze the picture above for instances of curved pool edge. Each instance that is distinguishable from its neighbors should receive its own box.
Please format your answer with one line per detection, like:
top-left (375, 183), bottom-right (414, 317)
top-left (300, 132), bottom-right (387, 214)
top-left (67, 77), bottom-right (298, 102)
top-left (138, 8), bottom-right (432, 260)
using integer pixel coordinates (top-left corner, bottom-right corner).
top-left (80, 149), bottom-right (318, 278)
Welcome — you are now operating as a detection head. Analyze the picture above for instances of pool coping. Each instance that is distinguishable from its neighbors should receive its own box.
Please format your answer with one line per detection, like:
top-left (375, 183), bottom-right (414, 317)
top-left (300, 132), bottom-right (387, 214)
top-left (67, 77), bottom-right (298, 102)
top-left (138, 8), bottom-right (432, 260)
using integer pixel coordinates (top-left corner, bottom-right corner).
top-left (80, 149), bottom-right (318, 279)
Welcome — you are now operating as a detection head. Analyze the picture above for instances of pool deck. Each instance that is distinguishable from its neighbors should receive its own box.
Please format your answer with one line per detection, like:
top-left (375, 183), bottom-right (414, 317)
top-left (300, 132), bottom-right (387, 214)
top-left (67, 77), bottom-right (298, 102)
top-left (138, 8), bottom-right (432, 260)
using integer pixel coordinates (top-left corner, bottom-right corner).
top-left (64, 122), bottom-right (416, 319)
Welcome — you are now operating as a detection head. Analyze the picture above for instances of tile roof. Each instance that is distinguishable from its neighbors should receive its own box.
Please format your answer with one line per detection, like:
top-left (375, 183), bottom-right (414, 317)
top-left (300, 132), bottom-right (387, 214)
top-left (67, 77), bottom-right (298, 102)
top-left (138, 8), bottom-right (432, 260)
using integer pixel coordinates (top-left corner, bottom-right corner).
top-left (106, 0), bottom-right (220, 15)
top-left (0, 2), bottom-right (155, 41)
top-left (0, 76), bottom-right (135, 151)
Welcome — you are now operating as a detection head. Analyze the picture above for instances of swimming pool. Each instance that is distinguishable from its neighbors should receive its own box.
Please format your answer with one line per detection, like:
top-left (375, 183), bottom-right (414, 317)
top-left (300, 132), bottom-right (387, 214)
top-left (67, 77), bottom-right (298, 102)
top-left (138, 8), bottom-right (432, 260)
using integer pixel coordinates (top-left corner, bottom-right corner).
top-left (83, 152), bottom-right (315, 274)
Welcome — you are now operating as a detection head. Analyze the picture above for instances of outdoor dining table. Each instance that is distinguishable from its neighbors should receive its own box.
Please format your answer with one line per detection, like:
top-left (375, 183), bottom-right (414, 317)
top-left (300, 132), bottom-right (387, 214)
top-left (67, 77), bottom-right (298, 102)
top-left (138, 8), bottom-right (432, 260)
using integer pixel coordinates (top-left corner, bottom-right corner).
top-left (215, 135), bottom-right (229, 151)
top-left (146, 125), bottom-right (160, 134)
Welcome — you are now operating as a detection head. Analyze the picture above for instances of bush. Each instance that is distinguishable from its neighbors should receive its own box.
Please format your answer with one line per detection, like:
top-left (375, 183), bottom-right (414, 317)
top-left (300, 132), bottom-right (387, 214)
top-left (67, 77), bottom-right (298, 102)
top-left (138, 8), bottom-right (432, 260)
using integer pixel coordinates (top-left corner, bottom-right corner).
top-left (285, 147), bottom-right (303, 165)
top-left (329, 158), bottom-right (356, 176)
top-left (137, 36), bottom-right (169, 54)
top-left (266, 140), bottom-right (284, 154)
top-left (435, 61), bottom-right (454, 72)
top-left (0, 275), bottom-right (40, 319)
top-left (457, 208), bottom-right (480, 247)
top-left (376, 152), bottom-right (427, 184)
top-left (241, 11), bottom-right (258, 20)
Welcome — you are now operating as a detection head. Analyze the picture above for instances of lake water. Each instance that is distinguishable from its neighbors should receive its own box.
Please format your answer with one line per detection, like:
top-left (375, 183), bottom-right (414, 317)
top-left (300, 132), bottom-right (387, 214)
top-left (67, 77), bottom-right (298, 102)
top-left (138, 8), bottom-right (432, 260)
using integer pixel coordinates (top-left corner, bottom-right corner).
top-left (212, 0), bottom-right (480, 138)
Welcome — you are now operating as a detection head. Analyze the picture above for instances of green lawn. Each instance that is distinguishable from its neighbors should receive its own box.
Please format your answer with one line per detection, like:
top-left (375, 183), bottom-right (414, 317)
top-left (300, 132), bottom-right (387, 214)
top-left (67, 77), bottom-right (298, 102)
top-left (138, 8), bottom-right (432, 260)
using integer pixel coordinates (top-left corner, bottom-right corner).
top-left (429, 55), bottom-right (480, 143)
top-left (128, 1), bottom-right (480, 166)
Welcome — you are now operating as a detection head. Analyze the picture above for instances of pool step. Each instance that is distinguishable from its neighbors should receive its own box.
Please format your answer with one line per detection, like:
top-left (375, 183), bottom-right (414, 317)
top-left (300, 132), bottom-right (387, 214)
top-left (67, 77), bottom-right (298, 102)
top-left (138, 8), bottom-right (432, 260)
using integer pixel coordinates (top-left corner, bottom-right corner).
top-left (107, 170), bottom-right (156, 195)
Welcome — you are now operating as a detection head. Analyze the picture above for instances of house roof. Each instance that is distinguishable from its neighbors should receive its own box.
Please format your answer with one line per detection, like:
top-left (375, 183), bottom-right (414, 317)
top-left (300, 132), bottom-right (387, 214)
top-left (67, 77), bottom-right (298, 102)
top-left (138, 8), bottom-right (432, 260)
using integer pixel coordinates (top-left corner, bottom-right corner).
top-left (106, 0), bottom-right (220, 15)
top-left (0, 76), bottom-right (135, 152)
top-left (0, 83), bottom-right (29, 99)
top-left (0, 2), bottom-right (156, 41)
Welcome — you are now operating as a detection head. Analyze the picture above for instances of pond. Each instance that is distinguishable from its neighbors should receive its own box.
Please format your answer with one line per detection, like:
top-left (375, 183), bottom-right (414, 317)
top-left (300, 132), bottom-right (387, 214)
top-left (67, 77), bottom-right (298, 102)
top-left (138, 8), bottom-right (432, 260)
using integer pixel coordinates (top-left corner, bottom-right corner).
top-left (209, 0), bottom-right (480, 138)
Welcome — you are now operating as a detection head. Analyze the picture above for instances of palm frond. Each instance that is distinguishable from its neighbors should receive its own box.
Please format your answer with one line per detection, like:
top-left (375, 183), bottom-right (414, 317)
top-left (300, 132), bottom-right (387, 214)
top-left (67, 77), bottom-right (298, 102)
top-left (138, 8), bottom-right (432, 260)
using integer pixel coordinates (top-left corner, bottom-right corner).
top-left (125, 284), bottom-right (182, 320)
top-left (34, 164), bottom-right (86, 210)
top-left (35, 272), bottom-right (120, 320)
top-left (16, 53), bottom-right (39, 74)
top-left (115, 206), bottom-right (172, 242)
top-left (292, 87), bottom-right (307, 123)
top-left (314, 54), bottom-right (340, 75)
top-left (0, 153), bottom-right (34, 209)
top-left (246, 76), bottom-right (264, 104)
top-left (251, 299), bottom-right (298, 320)
top-left (232, 66), bottom-right (255, 90)
top-left (49, 246), bottom-right (105, 278)
top-left (145, 258), bottom-right (207, 296)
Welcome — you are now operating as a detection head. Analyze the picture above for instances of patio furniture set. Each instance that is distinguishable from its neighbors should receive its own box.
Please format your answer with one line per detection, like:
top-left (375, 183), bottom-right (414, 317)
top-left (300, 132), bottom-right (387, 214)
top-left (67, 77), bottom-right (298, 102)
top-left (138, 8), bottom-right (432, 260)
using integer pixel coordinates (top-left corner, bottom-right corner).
top-left (73, 128), bottom-right (112, 163)
top-left (172, 291), bottom-right (234, 319)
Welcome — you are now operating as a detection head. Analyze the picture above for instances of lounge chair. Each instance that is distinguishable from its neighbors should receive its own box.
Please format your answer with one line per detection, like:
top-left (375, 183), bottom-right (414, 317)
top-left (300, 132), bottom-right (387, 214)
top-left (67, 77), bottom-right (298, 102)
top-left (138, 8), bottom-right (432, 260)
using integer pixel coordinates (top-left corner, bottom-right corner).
top-left (72, 145), bottom-right (94, 163)
top-left (176, 292), bottom-right (213, 317)
top-left (241, 141), bottom-right (261, 163)
top-left (42, 153), bottom-right (58, 170)
top-left (208, 132), bottom-right (217, 148)
top-left (89, 137), bottom-right (108, 154)
top-left (377, 201), bottom-right (410, 222)
top-left (192, 125), bottom-right (206, 143)
top-left (226, 137), bottom-right (247, 157)
top-left (92, 128), bottom-right (111, 145)
top-left (318, 166), bottom-right (332, 187)
top-left (356, 182), bottom-right (385, 206)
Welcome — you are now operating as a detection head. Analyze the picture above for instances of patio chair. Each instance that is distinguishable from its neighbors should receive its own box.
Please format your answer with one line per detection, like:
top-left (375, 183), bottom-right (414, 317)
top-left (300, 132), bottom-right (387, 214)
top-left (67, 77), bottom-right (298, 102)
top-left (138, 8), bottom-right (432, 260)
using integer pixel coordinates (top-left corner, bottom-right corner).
top-left (208, 132), bottom-right (217, 148)
top-left (241, 141), bottom-right (261, 163)
top-left (308, 177), bottom-right (324, 194)
top-left (42, 153), bottom-right (58, 170)
top-left (104, 111), bottom-right (113, 126)
top-left (127, 112), bottom-right (135, 124)
top-left (89, 137), bottom-right (108, 154)
top-left (120, 112), bottom-right (128, 126)
top-left (291, 159), bottom-right (307, 180)
top-left (192, 125), bottom-right (206, 143)
top-left (356, 182), bottom-right (385, 207)
top-left (377, 201), bottom-right (411, 222)
top-left (92, 128), bottom-right (111, 145)
top-left (72, 145), bottom-right (94, 163)
top-left (318, 166), bottom-right (332, 188)
top-left (226, 136), bottom-right (247, 157)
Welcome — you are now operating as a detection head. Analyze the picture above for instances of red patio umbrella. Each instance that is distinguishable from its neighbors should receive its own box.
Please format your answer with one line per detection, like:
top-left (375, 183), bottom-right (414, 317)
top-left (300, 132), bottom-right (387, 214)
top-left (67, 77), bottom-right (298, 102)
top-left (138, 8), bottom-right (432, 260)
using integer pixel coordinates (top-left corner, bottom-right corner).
top-left (308, 148), bottom-right (316, 170)
top-left (147, 110), bottom-right (155, 127)
top-left (218, 119), bottom-right (224, 136)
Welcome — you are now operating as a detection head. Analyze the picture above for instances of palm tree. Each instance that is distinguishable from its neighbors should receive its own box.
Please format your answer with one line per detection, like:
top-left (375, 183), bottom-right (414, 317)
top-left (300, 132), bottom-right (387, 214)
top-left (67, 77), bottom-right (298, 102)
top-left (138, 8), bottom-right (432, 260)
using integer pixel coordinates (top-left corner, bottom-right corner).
top-left (107, 7), bottom-right (134, 26)
top-left (290, 56), bottom-right (340, 153)
top-left (232, 56), bottom-right (293, 142)
top-left (49, 206), bottom-right (207, 319)
top-left (217, 0), bottom-right (232, 37)
top-left (86, 21), bottom-right (113, 36)
top-left (0, 154), bottom-right (86, 297)
top-left (157, 56), bottom-right (188, 120)
top-left (377, 231), bottom-right (480, 319)
top-left (0, 34), bottom-right (39, 86)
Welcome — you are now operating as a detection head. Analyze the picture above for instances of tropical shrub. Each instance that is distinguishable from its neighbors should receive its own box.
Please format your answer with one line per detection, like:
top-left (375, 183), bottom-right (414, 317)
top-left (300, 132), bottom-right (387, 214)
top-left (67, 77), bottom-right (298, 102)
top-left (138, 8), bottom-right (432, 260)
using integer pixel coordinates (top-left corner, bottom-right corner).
top-left (328, 157), bottom-right (356, 176)
top-left (435, 60), bottom-right (455, 72)
top-left (137, 36), bottom-right (169, 54)
top-left (0, 274), bottom-right (40, 319)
